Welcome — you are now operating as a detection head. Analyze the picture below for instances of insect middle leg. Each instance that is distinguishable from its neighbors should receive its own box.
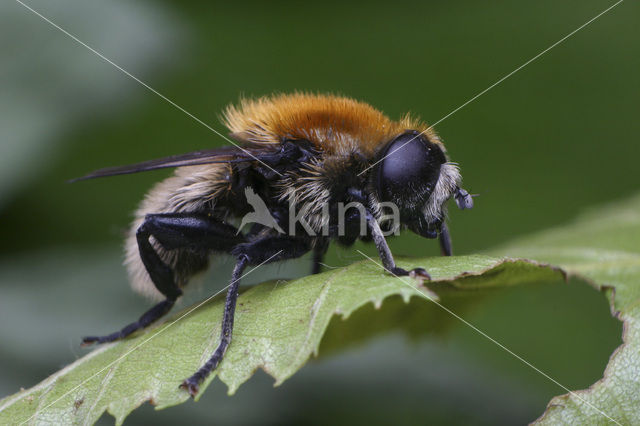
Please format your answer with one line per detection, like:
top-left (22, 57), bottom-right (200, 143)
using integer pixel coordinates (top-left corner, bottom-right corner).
top-left (181, 235), bottom-right (312, 396)
top-left (82, 212), bottom-right (243, 345)
top-left (439, 222), bottom-right (452, 256)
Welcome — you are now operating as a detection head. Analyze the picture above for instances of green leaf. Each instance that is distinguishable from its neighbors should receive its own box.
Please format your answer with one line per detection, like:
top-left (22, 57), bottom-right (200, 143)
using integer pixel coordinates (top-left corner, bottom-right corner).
top-left (0, 255), bottom-right (560, 425)
top-left (490, 193), bottom-right (640, 425)
top-left (2, 193), bottom-right (639, 425)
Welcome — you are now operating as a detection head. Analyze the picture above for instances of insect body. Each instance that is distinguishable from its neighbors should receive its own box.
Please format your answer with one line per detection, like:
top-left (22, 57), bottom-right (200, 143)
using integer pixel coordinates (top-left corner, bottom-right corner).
top-left (78, 93), bottom-right (473, 396)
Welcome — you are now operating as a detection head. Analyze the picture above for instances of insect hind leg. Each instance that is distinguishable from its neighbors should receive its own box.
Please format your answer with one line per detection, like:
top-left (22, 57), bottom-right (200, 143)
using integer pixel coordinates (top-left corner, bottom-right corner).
top-left (82, 212), bottom-right (243, 346)
top-left (82, 299), bottom-right (176, 345)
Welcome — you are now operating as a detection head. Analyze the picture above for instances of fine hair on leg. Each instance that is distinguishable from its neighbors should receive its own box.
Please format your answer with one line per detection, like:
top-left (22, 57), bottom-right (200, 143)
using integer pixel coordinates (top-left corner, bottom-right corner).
top-left (180, 255), bottom-right (248, 396)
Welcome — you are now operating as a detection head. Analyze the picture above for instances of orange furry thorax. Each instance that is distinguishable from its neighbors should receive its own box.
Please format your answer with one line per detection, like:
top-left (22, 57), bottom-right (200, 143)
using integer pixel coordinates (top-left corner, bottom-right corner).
top-left (223, 93), bottom-right (441, 156)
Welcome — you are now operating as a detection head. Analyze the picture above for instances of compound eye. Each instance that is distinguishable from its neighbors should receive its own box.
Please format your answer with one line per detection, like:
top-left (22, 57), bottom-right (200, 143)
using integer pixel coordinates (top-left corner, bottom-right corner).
top-left (377, 132), bottom-right (445, 203)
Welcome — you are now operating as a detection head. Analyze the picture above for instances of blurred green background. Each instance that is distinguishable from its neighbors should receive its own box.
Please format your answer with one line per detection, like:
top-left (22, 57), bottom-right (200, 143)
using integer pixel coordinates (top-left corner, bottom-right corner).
top-left (1, 0), bottom-right (638, 424)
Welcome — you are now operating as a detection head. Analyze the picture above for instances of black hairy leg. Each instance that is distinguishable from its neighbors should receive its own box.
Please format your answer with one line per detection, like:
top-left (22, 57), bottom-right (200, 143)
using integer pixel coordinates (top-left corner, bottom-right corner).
top-left (439, 223), bottom-right (452, 256)
top-left (366, 212), bottom-right (431, 280)
top-left (181, 235), bottom-right (312, 396)
top-left (82, 299), bottom-right (176, 346)
top-left (231, 235), bottom-right (313, 265)
top-left (82, 213), bottom-right (243, 346)
top-left (180, 255), bottom-right (248, 397)
top-left (137, 213), bottom-right (242, 298)
top-left (311, 239), bottom-right (329, 274)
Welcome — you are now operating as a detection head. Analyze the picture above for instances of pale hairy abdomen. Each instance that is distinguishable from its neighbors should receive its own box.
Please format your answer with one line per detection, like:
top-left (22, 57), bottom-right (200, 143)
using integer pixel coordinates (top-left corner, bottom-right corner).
top-left (125, 163), bottom-right (231, 300)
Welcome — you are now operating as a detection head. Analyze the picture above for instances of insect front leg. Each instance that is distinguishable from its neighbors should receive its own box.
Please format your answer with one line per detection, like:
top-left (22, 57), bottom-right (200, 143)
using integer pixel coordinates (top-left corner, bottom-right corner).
top-left (82, 213), bottom-right (243, 345)
top-left (366, 212), bottom-right (431, 280)
top-left (181, 235), bottom-right (312, 396)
